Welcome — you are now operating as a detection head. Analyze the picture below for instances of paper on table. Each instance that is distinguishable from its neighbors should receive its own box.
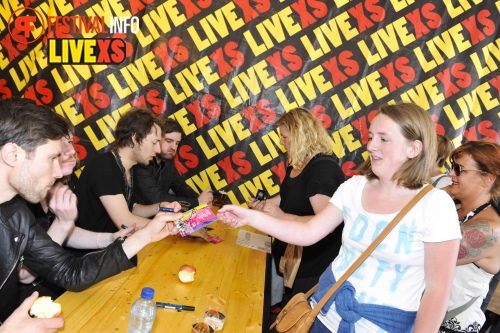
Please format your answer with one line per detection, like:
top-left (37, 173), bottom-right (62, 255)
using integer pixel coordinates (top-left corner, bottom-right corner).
top-left (236, 229), bottom-right (271, 253)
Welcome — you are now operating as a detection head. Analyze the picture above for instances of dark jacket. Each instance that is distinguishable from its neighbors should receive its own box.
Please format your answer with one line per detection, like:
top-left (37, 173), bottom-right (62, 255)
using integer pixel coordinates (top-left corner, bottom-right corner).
top-left (135, 158), bottom-right (199, 207)
top-left (0, 196), bottom-right (135, 322)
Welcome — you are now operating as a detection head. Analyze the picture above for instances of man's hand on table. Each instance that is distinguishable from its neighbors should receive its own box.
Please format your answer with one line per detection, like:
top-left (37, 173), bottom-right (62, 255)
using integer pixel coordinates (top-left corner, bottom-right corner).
top-left (122, 202), bottom-right (182, 258)
top-left (189, 228), bottom-right (210, 242)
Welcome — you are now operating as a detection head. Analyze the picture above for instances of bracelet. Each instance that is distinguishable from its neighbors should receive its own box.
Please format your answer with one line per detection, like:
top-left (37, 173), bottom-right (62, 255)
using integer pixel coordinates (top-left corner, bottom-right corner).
top-left (158, 202), bottom-right (162, 210)
top-left (96, 233), bottom-right (102, 248)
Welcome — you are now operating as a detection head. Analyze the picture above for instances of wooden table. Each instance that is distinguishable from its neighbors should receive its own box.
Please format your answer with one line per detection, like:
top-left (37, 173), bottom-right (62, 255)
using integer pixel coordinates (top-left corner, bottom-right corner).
top-left (56, 221), bottom-right (270, 332)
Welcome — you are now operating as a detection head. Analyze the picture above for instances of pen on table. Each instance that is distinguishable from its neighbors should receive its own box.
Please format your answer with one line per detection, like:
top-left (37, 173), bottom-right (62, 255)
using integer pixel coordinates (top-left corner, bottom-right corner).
top-left (158, 207), bottom-right (175, 212)
top-left (156, 302), bottom-right (195, 311)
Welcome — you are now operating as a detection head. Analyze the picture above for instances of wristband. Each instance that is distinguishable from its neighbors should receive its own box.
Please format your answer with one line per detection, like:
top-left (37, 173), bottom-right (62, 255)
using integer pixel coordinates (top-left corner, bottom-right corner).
top-left (96, 233), bottom-right (102, 248)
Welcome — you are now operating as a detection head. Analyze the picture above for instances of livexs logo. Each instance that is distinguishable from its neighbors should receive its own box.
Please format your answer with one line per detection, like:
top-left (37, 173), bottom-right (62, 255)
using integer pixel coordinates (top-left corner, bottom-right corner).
top-left (48, 38), bottom-right (127, 64)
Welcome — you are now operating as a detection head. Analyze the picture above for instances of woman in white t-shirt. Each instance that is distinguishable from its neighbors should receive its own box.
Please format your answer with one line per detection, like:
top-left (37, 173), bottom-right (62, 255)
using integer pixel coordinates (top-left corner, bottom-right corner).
top-left (217, 102), bottom-right (461, 333)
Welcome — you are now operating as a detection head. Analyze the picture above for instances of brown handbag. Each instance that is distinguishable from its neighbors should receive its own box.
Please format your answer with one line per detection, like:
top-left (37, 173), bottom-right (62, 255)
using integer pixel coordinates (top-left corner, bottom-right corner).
top-left (279, 244), bottom-right (303, 288)
top-left (270, 184), bottom-right (433, 333)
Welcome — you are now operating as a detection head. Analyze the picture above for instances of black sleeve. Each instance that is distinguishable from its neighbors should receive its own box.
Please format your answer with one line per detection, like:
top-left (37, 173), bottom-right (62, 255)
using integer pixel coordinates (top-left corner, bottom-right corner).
top-left (135, 163), bottom-right (199, 207)
top-left (304, 157), bottom-right (345, 199)
top-left (169, 168), bottom-right (199, 206)
top-left (23, 222), bottom-right (135, 292)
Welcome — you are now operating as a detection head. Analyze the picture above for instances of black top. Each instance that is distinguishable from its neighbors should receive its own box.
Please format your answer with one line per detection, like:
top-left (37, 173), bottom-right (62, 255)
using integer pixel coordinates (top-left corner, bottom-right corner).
top-left (26, 202), bottom-right (55, 232)
top-left (135, 158), bottom-right (199, 207)
top-left (75, 152), bottom-right (136, 233)
top-left (25, 176), bottom-right (77, 232)
top-left (273, 154), bottom-right (345, 278)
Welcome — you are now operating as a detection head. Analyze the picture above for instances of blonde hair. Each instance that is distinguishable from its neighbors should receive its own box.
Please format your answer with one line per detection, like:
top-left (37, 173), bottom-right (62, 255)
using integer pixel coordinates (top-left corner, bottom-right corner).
top-left (276, 108), bottom-right (333, 170)
top-left (358, 103), bottom-right (437, 189)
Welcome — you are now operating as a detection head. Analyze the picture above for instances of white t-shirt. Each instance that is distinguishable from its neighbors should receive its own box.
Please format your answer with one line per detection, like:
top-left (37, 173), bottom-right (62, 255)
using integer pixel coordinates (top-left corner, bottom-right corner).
top-left (317, 175), bottom-right (461, 332)
top-left (431, 174), bottom-right (452, 189)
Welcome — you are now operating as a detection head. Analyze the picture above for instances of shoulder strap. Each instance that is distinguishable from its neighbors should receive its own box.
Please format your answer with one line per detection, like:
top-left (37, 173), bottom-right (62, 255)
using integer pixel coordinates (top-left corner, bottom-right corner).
top-left (443, 296), bottom-right (480, 321)
top-left (307, 184), bottom-right (434, 316)
top-left (432, 174), bottom-right (447, 187)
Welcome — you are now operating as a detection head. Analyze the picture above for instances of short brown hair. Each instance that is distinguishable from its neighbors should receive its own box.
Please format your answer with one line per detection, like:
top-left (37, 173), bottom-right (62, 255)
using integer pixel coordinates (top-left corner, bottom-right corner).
top-left (358, 102), bottom-right (437, 189)
top-left (114, 108), bottom-right (160, 149)
top-left (160, 118), bottom-right (184, 139)
top-left (0, 97), bottom-right (69, 156)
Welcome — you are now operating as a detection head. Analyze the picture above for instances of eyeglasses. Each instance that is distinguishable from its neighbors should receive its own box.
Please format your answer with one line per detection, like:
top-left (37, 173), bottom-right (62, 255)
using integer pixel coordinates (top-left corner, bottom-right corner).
top-left (451, 162), bottom-right (486, 176)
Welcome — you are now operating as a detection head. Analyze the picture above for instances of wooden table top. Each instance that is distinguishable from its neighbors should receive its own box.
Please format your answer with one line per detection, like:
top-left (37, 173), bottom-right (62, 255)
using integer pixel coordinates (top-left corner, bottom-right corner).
top-left (56, 221), bottom-right (268, 332)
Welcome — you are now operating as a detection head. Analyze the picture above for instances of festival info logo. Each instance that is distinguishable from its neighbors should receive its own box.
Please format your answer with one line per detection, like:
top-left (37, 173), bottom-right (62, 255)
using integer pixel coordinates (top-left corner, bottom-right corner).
top-left (9, 7), bottom-right (139, 64)
top-left (8, 7), bottom-right (45, 44)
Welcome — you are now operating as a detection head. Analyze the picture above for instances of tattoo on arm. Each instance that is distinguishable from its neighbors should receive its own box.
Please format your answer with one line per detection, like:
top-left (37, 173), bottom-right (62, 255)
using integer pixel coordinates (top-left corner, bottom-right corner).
top-left (458, 221), bottom-right (494, 260)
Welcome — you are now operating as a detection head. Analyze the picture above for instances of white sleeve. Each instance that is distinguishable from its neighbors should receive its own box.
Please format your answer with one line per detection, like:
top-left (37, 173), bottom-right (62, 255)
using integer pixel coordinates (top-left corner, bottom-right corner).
top-left (435, 175), bottom-right (452, 189)
top-left (421, 189), bottom-right (461, 242)
top-left (330, 176), bottom-right (363, 210)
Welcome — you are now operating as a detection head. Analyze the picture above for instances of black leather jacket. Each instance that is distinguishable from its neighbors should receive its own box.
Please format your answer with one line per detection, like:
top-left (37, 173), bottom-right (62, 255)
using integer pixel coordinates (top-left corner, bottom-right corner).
top-left (0, 196), bottom-right (135, 322)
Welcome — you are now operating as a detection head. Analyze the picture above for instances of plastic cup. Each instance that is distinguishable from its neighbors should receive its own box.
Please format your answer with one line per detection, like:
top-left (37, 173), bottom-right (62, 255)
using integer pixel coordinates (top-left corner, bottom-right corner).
top-left (179, 201), bottom-right (191, 212)
top-left (191, 318), bottom-right (215, 333)
top-left (204, 305), bottom-right (226, 331)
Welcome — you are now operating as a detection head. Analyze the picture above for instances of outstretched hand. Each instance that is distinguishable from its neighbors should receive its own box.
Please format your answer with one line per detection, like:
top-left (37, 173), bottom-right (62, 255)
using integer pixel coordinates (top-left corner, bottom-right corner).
top-left (0, 292), bottom-right (64, 333)
top-left (217, 205), bottom-right (254, 228)
top-left (144, 202), bottom-right (182, 242)
top-left (122, 202), bottom-right (183, 258)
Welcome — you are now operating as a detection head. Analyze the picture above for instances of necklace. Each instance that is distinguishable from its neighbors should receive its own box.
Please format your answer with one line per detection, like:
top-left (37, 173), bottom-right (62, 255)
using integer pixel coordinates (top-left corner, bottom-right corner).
top-left (112, 150), bottom-right (133, 205)
top-left (459, 202), bottom-right (491, 225)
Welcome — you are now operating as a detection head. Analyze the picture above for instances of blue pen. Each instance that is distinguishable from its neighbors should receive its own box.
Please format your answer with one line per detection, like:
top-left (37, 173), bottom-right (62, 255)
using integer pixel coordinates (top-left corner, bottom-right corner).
top-left (156, 302), bottom-right (195, 311)
top-left (158, 207), bottom-right (175, 212)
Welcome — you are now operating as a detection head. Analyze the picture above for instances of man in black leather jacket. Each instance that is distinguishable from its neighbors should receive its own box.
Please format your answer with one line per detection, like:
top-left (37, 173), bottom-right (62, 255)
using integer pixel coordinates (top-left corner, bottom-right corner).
top-left (0, 98), bottom-right (182, 332)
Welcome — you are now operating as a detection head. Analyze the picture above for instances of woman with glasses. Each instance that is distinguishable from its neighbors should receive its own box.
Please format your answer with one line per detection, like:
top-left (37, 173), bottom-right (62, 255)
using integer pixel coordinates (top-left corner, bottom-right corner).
top-left (439, 141), bottom-right (500, 333)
